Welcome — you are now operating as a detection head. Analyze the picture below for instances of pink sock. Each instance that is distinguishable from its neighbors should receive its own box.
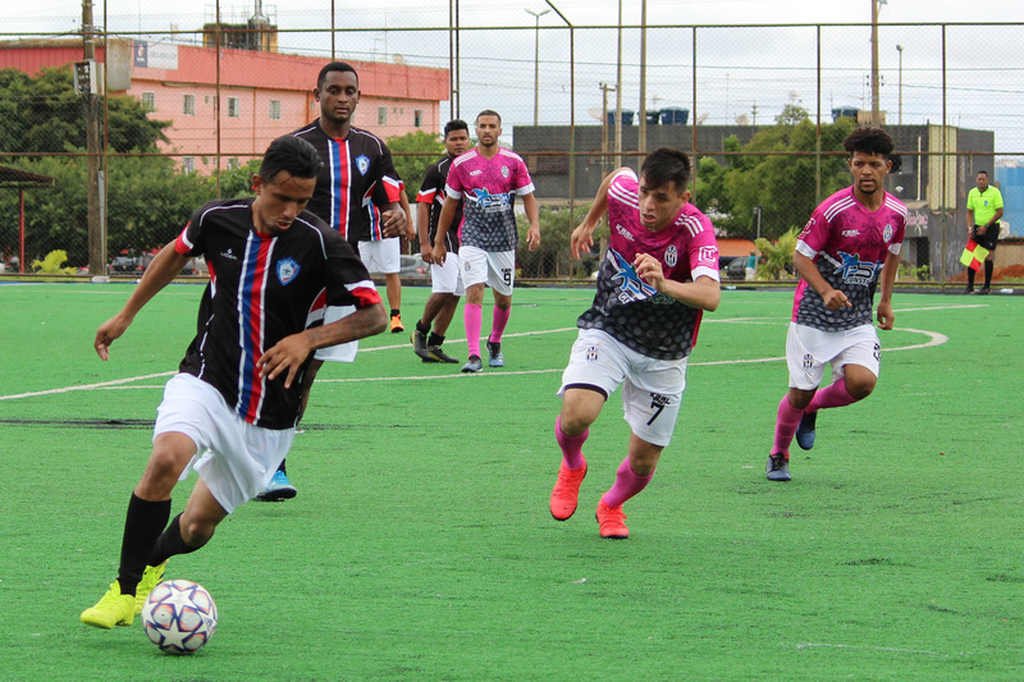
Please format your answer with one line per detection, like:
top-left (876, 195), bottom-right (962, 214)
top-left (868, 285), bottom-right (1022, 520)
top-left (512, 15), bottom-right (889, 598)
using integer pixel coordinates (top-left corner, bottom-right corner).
top-left (807, 378), bottom-right (857, 412)
top-left (600, 457), bottom-right (654, 509)
top-left (464, 303), bottom-right (482, 358)
top-left (489, 305), bottom-right (511, 344)
top-left (554, 416), bottom-right (588, 470)
top-left (772, 394), bottom-right (804, 458)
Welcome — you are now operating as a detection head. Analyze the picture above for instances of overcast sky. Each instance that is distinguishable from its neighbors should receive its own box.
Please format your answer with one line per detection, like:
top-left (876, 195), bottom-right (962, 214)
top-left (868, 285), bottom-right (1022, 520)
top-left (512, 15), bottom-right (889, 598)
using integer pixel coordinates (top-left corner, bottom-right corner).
top-left (7, 2), bottom-right (1024, 152)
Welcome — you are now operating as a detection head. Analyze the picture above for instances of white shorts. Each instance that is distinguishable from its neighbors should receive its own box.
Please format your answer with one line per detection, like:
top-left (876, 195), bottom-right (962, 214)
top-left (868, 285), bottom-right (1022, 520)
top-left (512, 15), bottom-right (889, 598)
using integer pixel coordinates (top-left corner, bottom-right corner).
top-left (786, 322), bottom-right (881, 390)
top-left (558, 328), bottom-right (687, 448)
top-left (431, 252), bottom-right (464, 295)
top-left (153, 374), bottom-right (296, 514)
top-left (459, 245), bottom-right (515, 296)
top-left (357, 237), bottom-right (400, 275)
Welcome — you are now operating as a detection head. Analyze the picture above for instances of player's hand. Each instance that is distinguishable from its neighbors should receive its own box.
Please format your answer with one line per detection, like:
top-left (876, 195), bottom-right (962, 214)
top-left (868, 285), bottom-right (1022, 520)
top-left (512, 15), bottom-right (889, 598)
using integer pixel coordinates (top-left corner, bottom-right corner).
top-left (380, 210), bottom-right (406, 238)
top-left (634, 252), bottom-right (665, 291)
top-left (876, 301), bottom-right (895, 330)
top-left (526, 224), bottom-right (541, 252)
top-left (976, 224), bottom-right (987, 236)
top-left (94, 314), bottom-right (131, 361)
top-left (821, 288), bottom-right (853, 311)
top-left (421, 243), bottom-right (436, 265)
top-left (569, 223), bottom-right (595, 260)
top-left (258, 334), bottom-right (315, 389)
top-left (432, 242), bottom-right (447, 266)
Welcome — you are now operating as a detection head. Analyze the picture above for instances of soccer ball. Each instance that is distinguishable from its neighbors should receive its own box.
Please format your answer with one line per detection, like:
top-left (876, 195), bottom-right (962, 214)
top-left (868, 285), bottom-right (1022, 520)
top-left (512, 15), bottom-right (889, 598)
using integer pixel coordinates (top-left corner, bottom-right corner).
top-left (141, 579), bottom-right (218, 655)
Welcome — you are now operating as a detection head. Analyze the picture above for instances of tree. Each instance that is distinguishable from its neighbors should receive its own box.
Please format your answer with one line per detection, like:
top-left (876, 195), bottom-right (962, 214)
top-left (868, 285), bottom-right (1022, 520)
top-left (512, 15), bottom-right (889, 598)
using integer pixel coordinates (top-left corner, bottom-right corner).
top-left (387, 130), bottom-right (444, 202)
top-left (694, 105), bottom-right (855, 239)
top-left (0, 66), bottom-right (169, 154)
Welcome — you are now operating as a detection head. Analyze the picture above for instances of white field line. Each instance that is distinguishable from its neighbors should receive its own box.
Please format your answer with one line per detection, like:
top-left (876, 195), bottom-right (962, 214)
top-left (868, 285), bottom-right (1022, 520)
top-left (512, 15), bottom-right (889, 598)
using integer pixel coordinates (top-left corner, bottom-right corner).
top-left (1, 324), bottom-right (950, 399)
top-left (795, 642), bottom-right (950, 657)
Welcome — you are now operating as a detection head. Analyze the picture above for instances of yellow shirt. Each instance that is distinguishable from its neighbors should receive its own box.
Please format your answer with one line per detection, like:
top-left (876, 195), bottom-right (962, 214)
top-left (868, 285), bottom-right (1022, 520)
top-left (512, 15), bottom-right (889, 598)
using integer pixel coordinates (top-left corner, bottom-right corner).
top-left (967, 186), bottom-right (1003, 226)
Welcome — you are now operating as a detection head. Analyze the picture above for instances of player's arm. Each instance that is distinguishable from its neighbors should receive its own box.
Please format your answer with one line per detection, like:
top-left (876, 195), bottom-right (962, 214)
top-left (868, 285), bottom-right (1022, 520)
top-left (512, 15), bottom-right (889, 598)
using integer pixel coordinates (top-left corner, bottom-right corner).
top-left (966, 205), bottom-right (975, 232)
top-left (876, 250), bottom-right (900, 331)
top-left (432, 195), bottom-right (459, 265)
top-left (571, 168), bottom-right (623, 259)
top-left (522, 192), bottom-right (541, 251)
top-left (397, 192), bottom-right (415, 240)
top-left (793, 251), bottom-right (851, 311)
top-left (416, 201), bottom-right (433, 262)
top-left (94, 240), bottom-right (191, 360)
top-left (636, 255), bottom-right (720, 311)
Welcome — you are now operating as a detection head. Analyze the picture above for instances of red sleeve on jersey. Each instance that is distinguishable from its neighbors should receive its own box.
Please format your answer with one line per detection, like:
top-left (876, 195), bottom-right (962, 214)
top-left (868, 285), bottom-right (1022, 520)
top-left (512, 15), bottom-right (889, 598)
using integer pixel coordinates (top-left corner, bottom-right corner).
top-left (350, 286), bottom-right (382, 308)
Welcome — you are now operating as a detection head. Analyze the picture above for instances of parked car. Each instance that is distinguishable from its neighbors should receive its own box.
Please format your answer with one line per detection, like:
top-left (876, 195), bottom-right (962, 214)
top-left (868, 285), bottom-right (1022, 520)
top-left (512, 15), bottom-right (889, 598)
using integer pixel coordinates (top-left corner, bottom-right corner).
top-left (398, 254), bottom-right (429, 280)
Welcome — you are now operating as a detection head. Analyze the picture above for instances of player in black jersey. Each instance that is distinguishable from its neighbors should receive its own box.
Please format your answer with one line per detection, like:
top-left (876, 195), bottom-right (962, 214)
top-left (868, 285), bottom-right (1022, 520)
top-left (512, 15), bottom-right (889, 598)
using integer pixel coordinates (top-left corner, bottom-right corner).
top-left (259, 61), bottom-right (409, 500)
top-left (411, 119), bottom-right (470, 363)
top-left (80, 136), bottom-right (387, 630)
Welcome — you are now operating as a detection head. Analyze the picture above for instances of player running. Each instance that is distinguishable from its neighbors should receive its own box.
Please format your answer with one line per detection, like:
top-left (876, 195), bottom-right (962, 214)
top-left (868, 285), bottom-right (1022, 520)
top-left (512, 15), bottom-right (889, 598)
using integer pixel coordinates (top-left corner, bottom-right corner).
top-left (548, 148), bottom-right (720, 539)
top-left (766, 126), bottom-right (907, 481)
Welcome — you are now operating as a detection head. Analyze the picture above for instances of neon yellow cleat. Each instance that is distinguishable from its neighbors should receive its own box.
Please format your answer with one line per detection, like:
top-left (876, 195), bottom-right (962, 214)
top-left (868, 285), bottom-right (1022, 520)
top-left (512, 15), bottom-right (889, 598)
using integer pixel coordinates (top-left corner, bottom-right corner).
top-left (80, 581), bottom-right (135, 629)
top-left (134, 561), bottom-right (168, 614)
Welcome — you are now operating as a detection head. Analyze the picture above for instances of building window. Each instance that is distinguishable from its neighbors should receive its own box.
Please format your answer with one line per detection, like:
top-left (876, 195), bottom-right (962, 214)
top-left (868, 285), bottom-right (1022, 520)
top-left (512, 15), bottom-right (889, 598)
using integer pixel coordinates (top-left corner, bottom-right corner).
top-left (141, 92), bottom-right (155, 112)
top-left (269, 100), bottom-right (281, 120)
top-left (183, 94), bottom-right (195, 116)
top-left (414, 109), bottom-right (423, 128)
top-left (182, 157), bottom-right (195, 174)
top-left (227, 96), bottom-right (240, 118)
top-left (378, 107), bottom-right (387, 125)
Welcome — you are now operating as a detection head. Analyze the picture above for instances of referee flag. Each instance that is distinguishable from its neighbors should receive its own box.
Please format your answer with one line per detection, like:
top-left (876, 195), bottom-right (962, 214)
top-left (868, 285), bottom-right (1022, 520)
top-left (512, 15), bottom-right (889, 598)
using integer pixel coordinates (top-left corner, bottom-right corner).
top-left (960, 239), bottom-right (989, 271)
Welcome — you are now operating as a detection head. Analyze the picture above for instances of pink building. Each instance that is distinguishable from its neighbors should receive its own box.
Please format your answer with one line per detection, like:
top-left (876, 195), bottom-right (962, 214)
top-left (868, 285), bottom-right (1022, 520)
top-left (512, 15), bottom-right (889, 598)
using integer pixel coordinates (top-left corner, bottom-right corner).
top-left (0, 39), bottom-right (450, 173)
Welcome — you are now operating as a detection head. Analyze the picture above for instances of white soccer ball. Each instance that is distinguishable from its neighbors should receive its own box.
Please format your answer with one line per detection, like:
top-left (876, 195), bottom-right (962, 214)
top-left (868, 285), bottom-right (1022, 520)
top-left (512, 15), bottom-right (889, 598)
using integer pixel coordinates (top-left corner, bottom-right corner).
top-left (141, 579), bottom-right (218, 655)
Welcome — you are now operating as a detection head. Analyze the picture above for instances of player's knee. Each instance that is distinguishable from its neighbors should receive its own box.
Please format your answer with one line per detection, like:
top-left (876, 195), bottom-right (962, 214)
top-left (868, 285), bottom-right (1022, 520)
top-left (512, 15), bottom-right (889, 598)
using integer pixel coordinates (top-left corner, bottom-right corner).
top-left (845, 375), bottom-right (876, 400)
top-left (180, 518), bottom-right (215, 549)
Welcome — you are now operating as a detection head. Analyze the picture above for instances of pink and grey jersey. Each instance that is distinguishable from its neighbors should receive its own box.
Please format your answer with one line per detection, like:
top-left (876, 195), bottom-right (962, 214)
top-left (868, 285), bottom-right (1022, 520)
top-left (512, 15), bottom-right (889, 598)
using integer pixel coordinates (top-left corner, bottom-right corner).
top-left (793, 186), bottom-right (906, 331)
top-left (173, 198), bottom-right (380, 429)
top-left (579, 169), bottom-right (720, 360)
top-left (444, 147), bottom-right (535, 252)
top-left (291, 121), bottom-right (403, 245)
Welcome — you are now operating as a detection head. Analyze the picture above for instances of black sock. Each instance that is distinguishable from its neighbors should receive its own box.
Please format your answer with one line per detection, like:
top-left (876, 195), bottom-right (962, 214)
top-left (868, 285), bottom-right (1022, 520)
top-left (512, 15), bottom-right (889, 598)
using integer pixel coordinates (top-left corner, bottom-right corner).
top-left (984, 261), bottom-right (993, 287)
top-left (117, 494), bottom-right (171, 595)
top-left (277, 459), bottom-right (287, 474)
top-left (147, 513), bottom-right (203, 567)
top-left (416, 320), bottom-right (430, 335)
top-left (390, 308), bottom-right (400, 317)
top-left (967, 268), bottom-right (976, 288)
top-left (428, 332), bottom-right (445, 347)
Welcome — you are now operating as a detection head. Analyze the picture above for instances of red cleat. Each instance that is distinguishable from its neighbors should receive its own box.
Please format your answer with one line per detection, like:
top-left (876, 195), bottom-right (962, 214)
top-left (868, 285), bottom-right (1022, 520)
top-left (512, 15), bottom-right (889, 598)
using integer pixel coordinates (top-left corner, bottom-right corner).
top-left (595, 501), bottom-right (629, 539)
top-left (549, 460), bottom-right (587, 521)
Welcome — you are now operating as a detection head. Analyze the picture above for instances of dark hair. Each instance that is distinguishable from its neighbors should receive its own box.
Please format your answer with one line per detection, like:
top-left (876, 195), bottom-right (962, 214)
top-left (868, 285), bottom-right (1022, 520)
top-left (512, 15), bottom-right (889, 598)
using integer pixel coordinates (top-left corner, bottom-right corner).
top-left (843, 127), bottom-right (894, 158)
top-left (317, 61), bottom-right (359, 89)
top-left (640, 147), bottom-right (691, 190)
top-left (476, 109), bottom-right (502, 125)
top-left (444, 119), bottom-right (469, 137)
top-left (260, 136), bottom-right (323, 182)
top-left (977, 169), bottom-right (990, 176)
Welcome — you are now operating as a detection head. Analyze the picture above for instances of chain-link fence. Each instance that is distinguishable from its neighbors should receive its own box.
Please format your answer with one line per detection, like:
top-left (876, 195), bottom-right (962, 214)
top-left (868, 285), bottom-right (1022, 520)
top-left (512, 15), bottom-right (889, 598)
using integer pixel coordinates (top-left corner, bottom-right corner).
top-left (2, 4), bottom-right (1023, 283)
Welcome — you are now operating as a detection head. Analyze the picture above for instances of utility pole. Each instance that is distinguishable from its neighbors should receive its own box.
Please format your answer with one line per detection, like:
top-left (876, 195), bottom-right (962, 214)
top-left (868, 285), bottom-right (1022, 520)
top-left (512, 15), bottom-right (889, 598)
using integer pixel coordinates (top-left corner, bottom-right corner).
top-left (81, 0), bottom-right (105, 276)
top-left (525, 8), bottom-right (550, 126)
top-left (870, 0), bottom-right (886, 125)
top-left (600, 82), bottom-right (615, 172)
top-left (637, 0), bottom-right (647, 155)
top-left (614, 0), bottom-right (623, 167)
top-left (896, 43), bottom-right (904, 126)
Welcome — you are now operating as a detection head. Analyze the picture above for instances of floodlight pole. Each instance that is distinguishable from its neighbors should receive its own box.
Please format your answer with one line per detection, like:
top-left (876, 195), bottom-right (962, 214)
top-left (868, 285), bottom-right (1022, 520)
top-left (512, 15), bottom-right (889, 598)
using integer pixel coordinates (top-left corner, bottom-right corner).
top-left (525, 8), bottom-right (550, 126)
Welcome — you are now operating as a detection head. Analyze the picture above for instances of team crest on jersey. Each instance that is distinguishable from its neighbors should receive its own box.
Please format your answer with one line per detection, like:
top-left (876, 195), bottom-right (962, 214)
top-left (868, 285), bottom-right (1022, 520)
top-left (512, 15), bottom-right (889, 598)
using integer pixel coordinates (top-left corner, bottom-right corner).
top-left (276, 257), bottom-right (300, 286)
top-left (500, 165), bottom-right (510, 178)
top-left (835, 251), bottom-right (880, 287)
top-left (355, 154), bottom-right (370, 176)
top-left (664, 245), bottom-right (678, 267)
top-left (883, 224), bottom-right (894, 243)
top-left (607, 248), bottom-right (658, 304)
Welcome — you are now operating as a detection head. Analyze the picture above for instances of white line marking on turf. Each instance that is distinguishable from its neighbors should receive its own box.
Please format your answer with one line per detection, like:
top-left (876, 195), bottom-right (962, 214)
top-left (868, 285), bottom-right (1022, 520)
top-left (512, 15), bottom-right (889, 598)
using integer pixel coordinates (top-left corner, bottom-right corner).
top-left (0, 326), bottom-right (950, 399)
top-left (796, 642), bottom-right (949, 657)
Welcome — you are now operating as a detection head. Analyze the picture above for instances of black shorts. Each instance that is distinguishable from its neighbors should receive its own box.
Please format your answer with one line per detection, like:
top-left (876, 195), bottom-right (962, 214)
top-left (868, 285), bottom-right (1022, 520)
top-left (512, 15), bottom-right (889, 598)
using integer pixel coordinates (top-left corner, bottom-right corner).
top-left (972, 225), bottom-right (999, 251)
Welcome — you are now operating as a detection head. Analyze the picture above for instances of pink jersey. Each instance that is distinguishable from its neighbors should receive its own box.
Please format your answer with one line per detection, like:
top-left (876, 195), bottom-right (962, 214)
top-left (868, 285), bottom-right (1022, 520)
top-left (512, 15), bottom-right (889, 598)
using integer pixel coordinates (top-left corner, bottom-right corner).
top-left (793, 186), bottom-right (906, 331)
top-left (444, 147), bottom-right (535, 252)
top-left (578, 169), bottom-right (720, 360)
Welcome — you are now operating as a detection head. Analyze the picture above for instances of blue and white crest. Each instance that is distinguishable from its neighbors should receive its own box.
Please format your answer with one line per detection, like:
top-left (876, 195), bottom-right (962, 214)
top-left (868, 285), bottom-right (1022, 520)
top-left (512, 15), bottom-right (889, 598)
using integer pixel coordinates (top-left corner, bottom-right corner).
top-left (883, 223), bottom-right (894, 243)
top-left (500, 165), bottom-right (510, 178)
top-left (664, 245), bottom-right (678, 267)
top-left (355, 154), bottom-right (370, 176)
top-left (276, 257), bottom-right (300, 286)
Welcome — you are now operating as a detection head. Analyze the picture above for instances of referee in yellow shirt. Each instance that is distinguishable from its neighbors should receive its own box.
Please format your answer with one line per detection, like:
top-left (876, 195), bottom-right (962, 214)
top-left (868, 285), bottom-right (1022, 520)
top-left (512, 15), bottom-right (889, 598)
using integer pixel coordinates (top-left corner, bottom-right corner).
top-left (965, 169), bottom-right (1003, 294)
